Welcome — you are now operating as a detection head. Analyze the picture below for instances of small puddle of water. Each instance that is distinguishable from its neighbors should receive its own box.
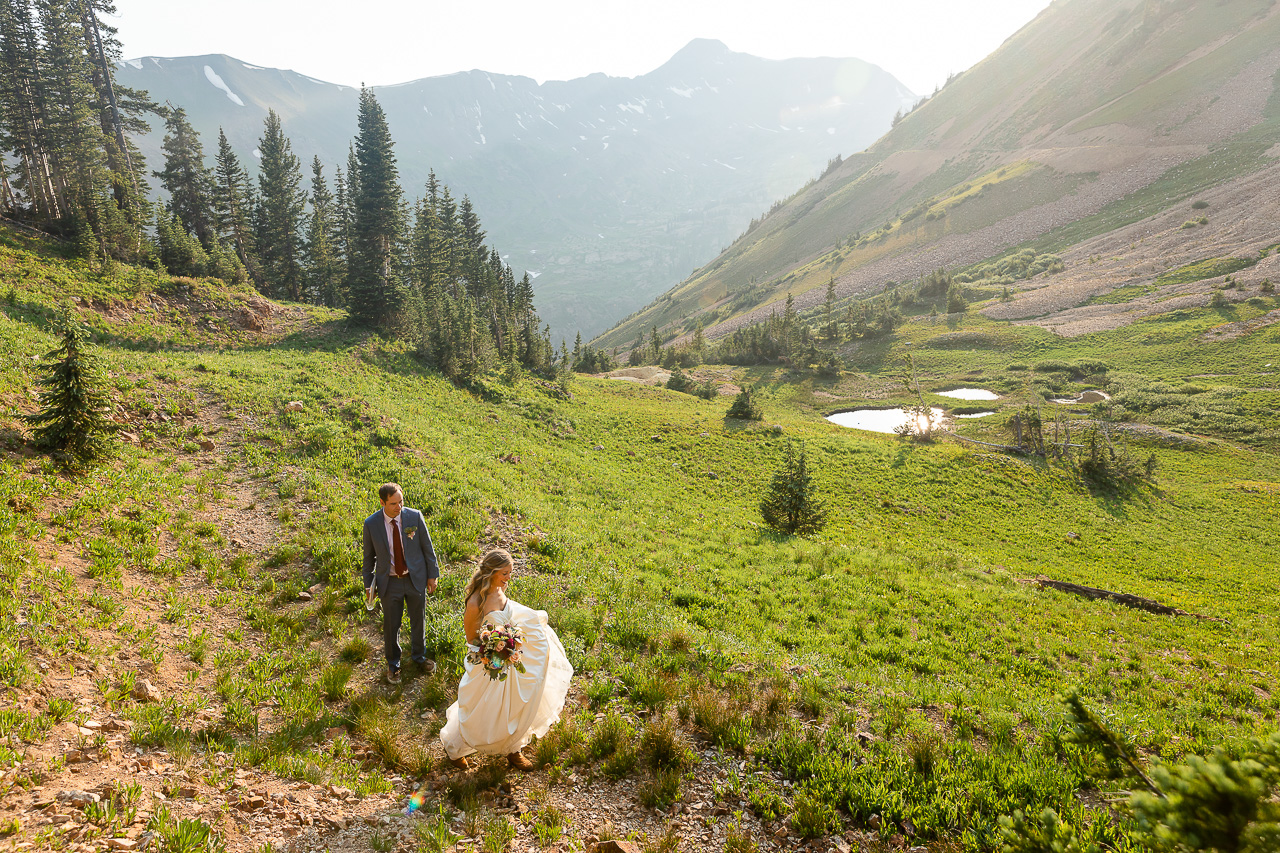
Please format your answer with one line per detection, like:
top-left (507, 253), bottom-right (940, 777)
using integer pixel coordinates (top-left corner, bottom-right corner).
top-left (1051, 389), bottom-right (1111, 404)
top-left (936, 388), bottom-right (999, 400)
top-left (955, 411), bottom-right (995, 419)
top-left (827, 407), bottom-right (948, 434)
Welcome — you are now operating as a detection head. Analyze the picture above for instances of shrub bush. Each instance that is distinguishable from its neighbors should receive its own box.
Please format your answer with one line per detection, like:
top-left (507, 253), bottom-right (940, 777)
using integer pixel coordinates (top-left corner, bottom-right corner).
top-left (727, 385), bottom-right (764, 420)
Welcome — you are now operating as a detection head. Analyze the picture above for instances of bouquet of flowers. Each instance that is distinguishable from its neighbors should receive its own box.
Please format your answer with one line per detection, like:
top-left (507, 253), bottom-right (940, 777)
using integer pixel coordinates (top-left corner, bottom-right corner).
top-left (466, 621), bottom-right (526, 681)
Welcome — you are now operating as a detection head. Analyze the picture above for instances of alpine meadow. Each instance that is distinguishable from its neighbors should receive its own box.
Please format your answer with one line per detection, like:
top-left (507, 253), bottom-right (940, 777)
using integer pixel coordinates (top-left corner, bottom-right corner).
top-left (0, 1), bottom-right (1278, 853)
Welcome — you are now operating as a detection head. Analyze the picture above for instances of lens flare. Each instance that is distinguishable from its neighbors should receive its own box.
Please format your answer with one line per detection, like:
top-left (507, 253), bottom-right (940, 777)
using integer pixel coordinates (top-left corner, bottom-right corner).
top-left (404, 789), bottom-right (428, 815)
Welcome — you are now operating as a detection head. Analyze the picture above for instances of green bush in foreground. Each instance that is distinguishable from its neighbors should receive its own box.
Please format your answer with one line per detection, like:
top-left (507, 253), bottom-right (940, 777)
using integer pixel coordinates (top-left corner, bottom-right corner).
top-left (25, 308), bottom-right (114, 464)
top-left (1000, 695), bottom-right (1280, 853)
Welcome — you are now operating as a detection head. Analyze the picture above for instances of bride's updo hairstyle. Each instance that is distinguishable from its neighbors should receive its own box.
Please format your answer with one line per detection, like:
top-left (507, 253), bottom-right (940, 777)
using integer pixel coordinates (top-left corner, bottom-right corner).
top-left (463, 549), bottom-right (514, 609)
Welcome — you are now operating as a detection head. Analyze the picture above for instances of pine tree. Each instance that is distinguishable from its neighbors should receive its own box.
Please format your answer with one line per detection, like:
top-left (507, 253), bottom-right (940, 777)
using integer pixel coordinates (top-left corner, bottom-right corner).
top-left (346, 88), bottom-right (403, 327)
top-left (155, 208), bottom-right (206, 277)
top-left (78, 0), bottom-right (153, 254)
top-left (35, 0), bottom-right (109, 252)
top-left (154, 105), bottom-right (214, 248)
top-left (212, 127), bottom-right (259, 282)
top-left (0, 0), bottom-right (153, 258)
top-left (25, 307), bottom-right (113, 464)
top-left (760, 442), bottom-right (827, 536)
top-left (824, 277), bottom-right (837, 340)
top-left (256, 109), bottom-right (305, 300)
top-left (727, 384), bottom-right (763, 420)
top-left (0, 0), bottom-right (60, 224)
top-left (304, 156), bottom-right (343, 306)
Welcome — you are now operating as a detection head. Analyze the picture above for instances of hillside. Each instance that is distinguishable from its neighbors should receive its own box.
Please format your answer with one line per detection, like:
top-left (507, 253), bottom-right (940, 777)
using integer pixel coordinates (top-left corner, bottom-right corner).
top-left (0, 225), bottom-right (1278, 851)
top-left (594, 0), bottom-right (1280, 352)
top-left (115, 41), bottom-right (914, 341)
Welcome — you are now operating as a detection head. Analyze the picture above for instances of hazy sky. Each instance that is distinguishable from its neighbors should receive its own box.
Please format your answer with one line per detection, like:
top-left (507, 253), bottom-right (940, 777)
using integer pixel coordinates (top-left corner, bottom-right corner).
top-left (107, 1), bottom-right (1052, 96)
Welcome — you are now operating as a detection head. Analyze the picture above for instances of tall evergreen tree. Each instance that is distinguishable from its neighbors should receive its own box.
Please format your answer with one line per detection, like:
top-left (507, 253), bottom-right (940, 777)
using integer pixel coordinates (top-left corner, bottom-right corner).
top-left (256, 108), bottom-right (305, 300)
top-left (211, 128), bottom-right (258, 281)
top-left (304, 156), bottom-right (343, 307)
top-left (824, 277), bottom-right (837, 340)
top-left (0, 0), bottom-right (152, 257)
top-left (0, 0), bottom-right (59, 223)
top-left (346, 88), bottom-right (403, 327)
top-left (154, 105), bottom-right (214, 248)
top-left (34, 0), bottom-right (108, 250)
top-left (332, 163), bottom-right (349, 276)
top-left (77, 0), bottom-right (152, 249)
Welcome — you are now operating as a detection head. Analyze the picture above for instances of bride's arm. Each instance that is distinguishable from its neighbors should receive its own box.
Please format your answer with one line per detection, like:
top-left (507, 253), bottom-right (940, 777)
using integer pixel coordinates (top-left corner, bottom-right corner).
top-left (463, 595), bottom-right (482, 644)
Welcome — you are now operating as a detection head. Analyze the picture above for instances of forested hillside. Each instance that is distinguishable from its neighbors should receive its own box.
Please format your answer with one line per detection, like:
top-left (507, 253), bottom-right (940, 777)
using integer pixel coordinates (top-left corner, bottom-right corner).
top-left (0, 0), bottom-right (563, 383)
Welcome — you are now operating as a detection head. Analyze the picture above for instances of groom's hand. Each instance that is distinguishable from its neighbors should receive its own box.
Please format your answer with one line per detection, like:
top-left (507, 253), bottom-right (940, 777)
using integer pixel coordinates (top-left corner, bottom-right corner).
top-left (427, 577), bottom-right (438, 594)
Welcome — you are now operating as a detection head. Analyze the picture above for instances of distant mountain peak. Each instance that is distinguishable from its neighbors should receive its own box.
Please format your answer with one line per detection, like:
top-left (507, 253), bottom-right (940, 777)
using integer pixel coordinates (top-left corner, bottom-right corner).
top-left (673, 38), bottom-right (731, 57)
top-left (662, 38), bottom-right (734, 69)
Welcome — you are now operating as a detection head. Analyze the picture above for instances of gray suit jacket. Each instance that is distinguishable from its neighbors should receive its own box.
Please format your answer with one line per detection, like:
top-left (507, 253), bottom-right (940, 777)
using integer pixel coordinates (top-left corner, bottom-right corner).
top-left (362, 507), bottom-right (439, 595)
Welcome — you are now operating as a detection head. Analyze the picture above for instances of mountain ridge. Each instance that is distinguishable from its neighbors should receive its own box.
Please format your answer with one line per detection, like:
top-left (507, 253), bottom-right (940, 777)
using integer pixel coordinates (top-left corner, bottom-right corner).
top-left (592, 0), bottom-right (1280, 352)
top-left (115, 41), bottom-right (915, 339)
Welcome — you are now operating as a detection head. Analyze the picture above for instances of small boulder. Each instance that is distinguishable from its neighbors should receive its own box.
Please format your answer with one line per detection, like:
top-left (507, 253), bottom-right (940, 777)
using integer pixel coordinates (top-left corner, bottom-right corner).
top-left (131, 679), bottom-right (162, 703)
top-left (285, 401), bottom-right (304, 412)
top-left (198, 439), bottom-right (215, 452)
top-left (57, 790), bottom-right (100, 807)
top-left (593, 841), bottom-right (641, 853)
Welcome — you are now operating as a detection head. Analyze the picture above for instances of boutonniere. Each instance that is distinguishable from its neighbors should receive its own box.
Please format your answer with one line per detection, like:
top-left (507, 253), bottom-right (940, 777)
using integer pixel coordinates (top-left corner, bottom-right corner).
top-left (405, 526), bottom-right (418, 540)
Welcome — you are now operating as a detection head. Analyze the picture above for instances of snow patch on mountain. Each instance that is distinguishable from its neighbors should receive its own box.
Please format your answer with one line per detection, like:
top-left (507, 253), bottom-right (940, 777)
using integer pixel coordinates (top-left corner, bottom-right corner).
top-left (204, 66), bottom-right (245, 106)
top-left (668, 86), bottom-right (695, 98)
top-left (124, 58), bottom-right (143, 70)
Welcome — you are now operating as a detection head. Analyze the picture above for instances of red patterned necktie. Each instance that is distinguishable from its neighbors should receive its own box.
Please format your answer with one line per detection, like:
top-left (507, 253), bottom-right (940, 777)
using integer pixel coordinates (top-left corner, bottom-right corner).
top-left (391, 518), bottom-right (408, 577)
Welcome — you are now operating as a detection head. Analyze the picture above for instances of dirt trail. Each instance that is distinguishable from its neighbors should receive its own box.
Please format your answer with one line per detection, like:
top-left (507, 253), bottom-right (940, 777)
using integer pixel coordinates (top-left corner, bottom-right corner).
top-left (0, 390), bottom-right (843, 853)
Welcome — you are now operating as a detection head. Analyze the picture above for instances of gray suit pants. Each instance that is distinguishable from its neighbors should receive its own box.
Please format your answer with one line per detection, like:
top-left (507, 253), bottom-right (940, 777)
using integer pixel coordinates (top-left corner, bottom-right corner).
top-left (382, 575), bottom-right (426, 669)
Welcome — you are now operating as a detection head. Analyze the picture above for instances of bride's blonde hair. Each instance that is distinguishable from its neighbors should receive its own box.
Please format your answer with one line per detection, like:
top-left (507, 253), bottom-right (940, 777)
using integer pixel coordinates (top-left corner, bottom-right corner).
top-left (463, 549), bottom-right (514, 609)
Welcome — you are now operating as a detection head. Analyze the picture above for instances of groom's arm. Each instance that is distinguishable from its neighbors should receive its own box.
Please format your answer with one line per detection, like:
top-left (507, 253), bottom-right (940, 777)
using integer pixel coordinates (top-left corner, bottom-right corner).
top-left (362, 518), bottom-right (376, 591)
top-left (414, 511), bottom-right (441, 591)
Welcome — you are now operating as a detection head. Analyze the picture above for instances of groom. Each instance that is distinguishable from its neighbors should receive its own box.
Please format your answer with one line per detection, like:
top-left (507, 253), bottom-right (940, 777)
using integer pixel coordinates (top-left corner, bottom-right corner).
top-left (362, 483), bottom-right (440, 684)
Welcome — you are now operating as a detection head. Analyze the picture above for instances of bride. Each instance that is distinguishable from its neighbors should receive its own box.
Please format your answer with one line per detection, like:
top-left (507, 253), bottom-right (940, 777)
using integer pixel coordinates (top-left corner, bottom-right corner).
top-left (440, 549), bottom-right (574, 770)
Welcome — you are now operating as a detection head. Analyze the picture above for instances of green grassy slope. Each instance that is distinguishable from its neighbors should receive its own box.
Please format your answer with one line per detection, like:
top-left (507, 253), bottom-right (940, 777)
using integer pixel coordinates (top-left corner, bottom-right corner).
top-left (1, 231), bottom-right (1277, 849)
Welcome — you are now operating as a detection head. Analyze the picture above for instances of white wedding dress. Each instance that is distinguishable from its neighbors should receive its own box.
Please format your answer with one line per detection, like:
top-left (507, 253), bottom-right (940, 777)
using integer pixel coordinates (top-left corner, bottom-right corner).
top-left (440, 599), bottom-right (574, 759)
